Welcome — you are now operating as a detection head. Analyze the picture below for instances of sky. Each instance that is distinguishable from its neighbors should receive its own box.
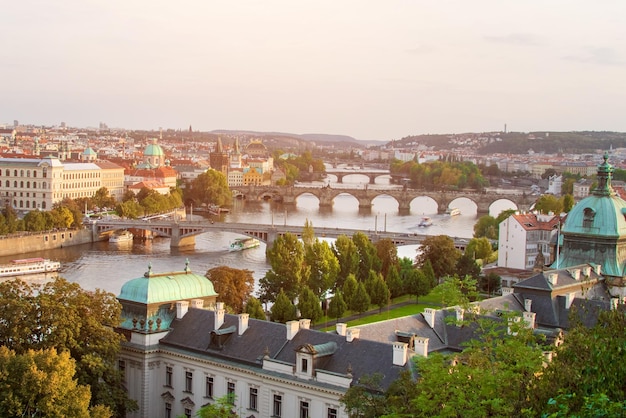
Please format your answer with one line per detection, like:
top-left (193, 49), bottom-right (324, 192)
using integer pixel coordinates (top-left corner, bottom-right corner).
top-left (1, 1), bottom-right (625, 141)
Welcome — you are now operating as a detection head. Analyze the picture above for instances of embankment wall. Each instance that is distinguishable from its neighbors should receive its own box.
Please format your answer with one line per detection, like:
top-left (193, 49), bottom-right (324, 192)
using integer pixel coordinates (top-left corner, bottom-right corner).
top-left (0, 228), bottom-right (95, 257)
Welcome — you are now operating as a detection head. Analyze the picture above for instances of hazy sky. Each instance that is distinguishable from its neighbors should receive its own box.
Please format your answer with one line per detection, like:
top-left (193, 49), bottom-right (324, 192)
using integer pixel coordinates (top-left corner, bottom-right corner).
top-left (2, 1), bottom-right (625, 140)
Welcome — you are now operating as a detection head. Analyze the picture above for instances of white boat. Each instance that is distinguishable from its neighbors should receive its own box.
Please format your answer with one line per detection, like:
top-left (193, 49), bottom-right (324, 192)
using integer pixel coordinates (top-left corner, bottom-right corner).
top-left (229, 237), bottom-right (261, 252)
top-left (445, 207), bottom-right (461, 216)
top-left (0, 258), bottom-right (61, 277)
top-left (418, 216), bottom-right (433, 227)
top-left (109, 230), bottom-right (134, 243)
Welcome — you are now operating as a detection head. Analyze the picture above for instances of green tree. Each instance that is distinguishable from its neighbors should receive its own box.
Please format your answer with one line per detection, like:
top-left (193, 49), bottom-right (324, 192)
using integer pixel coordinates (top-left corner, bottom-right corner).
top-left (473, 215), bottom-right (498, 239)
top-left (297, 287), bottom-right (323, 322)
top-left (561, 193), bottom-right (575, 213)
top-left (304, 239), bottom-right (339, 299)
top-left (301, 219), bottom-right (315, 247)
top-left (270, 289), bottom-right (297, 323)
top-left (332, 235), bottom-right (359, 289)
top-left (206, 266), bottom-right (254, 313)
top-left (341, 274), bottom-right (358, 310)
top-left (340, 373), bottom-right (387, 418)
top-left (327, 292), bottom-right (347, 322)
top-left (479, 272), bottom-right (501, 296)
top-left (415, 235), bottom-right (461, 280)
top-left (92, 187), bottom-right (116, 210)
top-left (368, 272), bottom-right (390, 313)
top-left (0, 347), bottom-right (104, 418)
top-left (421, 259), bottom-right (437, 288)
top-left (259, 233), bottom-right (306, 303)
top-left (535, 194), bottom-right (563, 214)
top-left (244, 297), bottom-right (266, 320)
top-left (22, 210), bottom-right (47, 231)
top-left (187, 170), bottom-right (232, 207)
top-left (456, 252), bottom-right (481, 282)
top-left (350, 282), bottom-right (371, 315)
top-left (375, 238), bottom-right (398, 278)
top-left (405, 269), bottom-right (431, 303)
top-left (353, 232), bottom-right (382, 282)
top-left (465, 237), bottom-right (494, 261)
top-left (0, 278), bottom-right (135, 416)
top-left (386, 264), bottom-right (404, 299)
top-left (194, 394), bottom-right (237, 418)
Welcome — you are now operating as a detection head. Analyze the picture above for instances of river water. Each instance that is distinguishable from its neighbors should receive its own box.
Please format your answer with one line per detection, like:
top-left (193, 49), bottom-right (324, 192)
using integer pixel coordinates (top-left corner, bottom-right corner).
top-left (3, 172), bottom-right (516, 296)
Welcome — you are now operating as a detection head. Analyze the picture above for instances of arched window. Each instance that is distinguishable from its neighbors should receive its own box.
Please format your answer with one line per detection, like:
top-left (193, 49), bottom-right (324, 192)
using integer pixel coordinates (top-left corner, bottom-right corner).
top-left (13, 181), bottom-right (17, 187)
top-left (32, 201), bottom-right (36, 208)
top-left (26, 181), bottom-right (30, 188)
top-left (26, 201), bottom-right (30, 208)
top-left (5, 180), bottom-right (8, 187)
top-left (26, 170), bottom-right (30, 178)
top-left (13, 170), bottom-right (17, 176)
top-left (42, 201), bottom-right (46, 209)
top-left (43, 182), bottom-right (47, 189)
top-left (20, 170), bottom-right (23, 177)
top-left (5, 169), bottom-right (9, 176)
top-left (33, 171), bottom-right (37, 178)
top-left (583, 208), bottom-right (595, 228)
top-left (19, 200), bottom-right (23, 208)
top-left (42, 168), bottom-right (47, 178)
top-left (20, 181), bottom-right (23, 188)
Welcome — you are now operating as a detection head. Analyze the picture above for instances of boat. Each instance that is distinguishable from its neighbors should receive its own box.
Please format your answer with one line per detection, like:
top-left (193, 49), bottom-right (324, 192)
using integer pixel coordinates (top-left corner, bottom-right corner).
top-left (229, 237), bottom-right (261, 251)
top-left (418, 216), bottom-right (433, 227)
top-left (109, 230), bottom-right (134, 243)
top-left (0, 258), bottom-right (61, 277)
top-left (445, 207), bottom-right (461, 216)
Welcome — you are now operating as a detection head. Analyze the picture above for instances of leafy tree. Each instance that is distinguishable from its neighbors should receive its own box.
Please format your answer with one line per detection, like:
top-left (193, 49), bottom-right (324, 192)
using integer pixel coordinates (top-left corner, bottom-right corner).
top-left (301, 218), bottom-right (315, 247)
top-left (304, 239), bottom-right (339, 299)
top-left (92, 187), bottom-right (116, 210)
top-left (0, 278), bottom-right (135, 416)
top-left (187, 170), bottom-right (232, 207)
top-left (495, 209), bottom-right (517, 225)
top-left (327, 292), bottom-right (347, 322)
top-left (193, 394), bottom-right (237, 418)
top-left (405, 269), bottom-right (431, 303)
top-left (22, 210), bottom-right (47, 231)
top-left (386, 264), bottom-right (404, 299)
top-left (456, 252), bottom-right (481, 281)
top-left (375, 238), bottom-right (398, 278)
top-left (430, 276), bottom-right (471, 307)
top-left (206, 266), bottom-right (254, 313)
top-left (332, 235), bottom-right (359, 288)
top-left (0, 347), bottom-right (103, 418)
top-left (534, 194), bottom-right (563, 214)
top-left (297, 287), bottom-right (323, 322)
top-left (421, 259), bottom-right (437, 288)
top-left (340, 373), bottom-right (387, 418)
top-left (561, 193), bottom-right (575, 213)
top-left (244, 297), bottom-right (266, 320)
top-left (473, 215), bottom-right (498, 239)
top-left (415, 235), bottom-right (461, 280)
top-left (368, 272), bottom-right (390, 313)
top-left (465, 237), bottom-right (494, 261)
top-left (350, 282), bottom-right (371, 315)
top-left (353, 232), bottom-right (382, 282)
top-left (259, 233), bottom-right (306, 303)
top-left (341, 274), bottom-right (358, 310)
top-left (115, 199), bottom-right (144, 219)
top-left (479, 272), bottom-right (501, 296)
top-left (270, 289), bottom-right (296, 323)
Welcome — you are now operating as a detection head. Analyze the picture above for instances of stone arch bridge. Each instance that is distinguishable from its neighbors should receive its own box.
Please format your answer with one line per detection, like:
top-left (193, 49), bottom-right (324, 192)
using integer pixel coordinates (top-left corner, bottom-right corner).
top-left (232, 185), bottom-right (532, 215)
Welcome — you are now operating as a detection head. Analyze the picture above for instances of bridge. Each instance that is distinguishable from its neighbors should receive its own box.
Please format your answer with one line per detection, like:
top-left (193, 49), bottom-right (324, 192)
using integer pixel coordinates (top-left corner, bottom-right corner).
top-left (324, 169), bottom-right (390, 184)
top-left (92, 218), bottom-right (470, 251)
top-left (232, 185), bottom-right (532, 214)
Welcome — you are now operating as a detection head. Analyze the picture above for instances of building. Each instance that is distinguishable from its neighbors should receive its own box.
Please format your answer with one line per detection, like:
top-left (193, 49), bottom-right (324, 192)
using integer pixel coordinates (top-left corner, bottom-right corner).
top-left (117, 261), bottom-right (413, 418)
top-left (572, 179), bottom-right (591, 200)
top-left (498, 212), bottom-right (560, 270)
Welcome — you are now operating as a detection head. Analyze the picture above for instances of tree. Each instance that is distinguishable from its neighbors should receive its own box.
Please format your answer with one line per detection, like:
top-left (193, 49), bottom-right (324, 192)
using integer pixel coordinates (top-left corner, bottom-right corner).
top-left (535, 194), bottom-right (563, 214)
top-left (561, 193), bottom-right (575, 213)
top-left (270, 289), bottom-right (296, 323)
top-left (304, 239), bottom-right (339, 299)
top-left (405, 269), bottom-right (431, 303)
top-left (297, 287), bottom-right (323, 322)
top-left (386, 264), bottom-right (404, 299)
top-left (206, 266), bottom-right (254, 313)
top-left (194, 394), bottom-right (237, 418)
top-left (187, 170), bottom-right (232, 207)
top-left (368, 272), bottom-right (390, 313)
top-left (465, 237), bottom-right (494, 261)
top-left (473, 215), bottom-right (498, 239)
top-left (353, 232), bottom-right (381, 282)
top-left (375, 238), bottom-right (398, 278)
top-left (92, 187), bottom-right (116, 210)
top-left (327, 292), bottom-right (347, 322)
top-left (479, 272), bottom-right (501, 296)
top-left (415, 235), bottom-right (461, 280)
top-left (244, 297), bottom-right (266, 320)
top-left (332, 235), bottom-right (359, 288)
top-left (421, 259), bottom-right (437, 289)
top-left (301, 219), bottom-right (315, 247)
top-left (456, 252), bottom-right (481, 281)
top-left (259, 233), bottom-right (306, 303)
top-left (340, 373), bottom-right (387, 418)
top-left (0, 278), bottom-right (135, 416)
top-left (350, 282), bottom-right (371, 315)
top-left (0, 347), bottom-right (103, 418)
top-left (430, 276), bottom-right (471, 307)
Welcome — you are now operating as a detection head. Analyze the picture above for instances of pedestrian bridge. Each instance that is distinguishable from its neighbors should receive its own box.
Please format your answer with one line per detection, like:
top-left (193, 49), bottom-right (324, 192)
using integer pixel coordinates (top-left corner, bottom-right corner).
top-left (93, 218), bottom-right (471, 251)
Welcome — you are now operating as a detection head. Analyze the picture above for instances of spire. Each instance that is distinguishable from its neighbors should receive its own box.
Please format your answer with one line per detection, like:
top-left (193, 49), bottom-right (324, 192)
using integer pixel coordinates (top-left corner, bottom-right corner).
top-left (216, 137), bottom-right (223, 152)
top-left (593, 152), bottom-right (615, 197)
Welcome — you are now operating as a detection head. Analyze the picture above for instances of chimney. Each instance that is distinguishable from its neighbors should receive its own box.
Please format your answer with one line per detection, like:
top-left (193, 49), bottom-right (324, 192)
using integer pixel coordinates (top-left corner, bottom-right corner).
top-left (299, 319), bottom-right (311, 330)
top-left (286, 320), bottom-right (299, 340)
top-left (524, 298), bottom-right (532, 312)
top-left (414, 337), bottom-right (429, 357)
top-left (346, 328), bottom-right (360, 342)
top-left (594, 264), bottom-right (602, 275)
top-left (501, 287), bottom-right (514, 296)
top-left (190, 299), bottom-right (204, 309)
top-left (582, 265), bottom-right (592, 277)
top-left (423, 308), bottom-right (436, 328)
top-left (455, 307), bottom-right (464, 325)
top-left (238, 313), bottom-right (249, 335)
top-left (547, 272), bottom-right (558, 286)
top-left (523, 311), bottom-right (536, 329)
top-left (176, 301), bottom-right (189, 319)
top-left (564, 292), bottom-right (575, 309)
top-left (570, 269), bottom-right (580, 280)
top-left (215, 302), bottom-right (225, 329)
top-left (336, 323), bottom-right (347, 336)
top-left (392, 342), bottom-right (408, 366)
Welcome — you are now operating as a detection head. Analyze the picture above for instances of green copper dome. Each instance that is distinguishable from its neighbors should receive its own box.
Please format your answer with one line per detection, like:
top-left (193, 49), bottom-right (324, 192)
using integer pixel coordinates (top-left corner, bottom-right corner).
top-left (119, 263), bottom-right (217, 304)
top-left (144, 140), bottom-right (165, 157)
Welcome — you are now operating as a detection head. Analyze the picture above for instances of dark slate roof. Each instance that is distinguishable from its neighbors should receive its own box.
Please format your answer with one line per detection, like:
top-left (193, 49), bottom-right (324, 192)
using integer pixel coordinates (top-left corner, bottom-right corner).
top-left (159, 309), bottom-right (411, 390)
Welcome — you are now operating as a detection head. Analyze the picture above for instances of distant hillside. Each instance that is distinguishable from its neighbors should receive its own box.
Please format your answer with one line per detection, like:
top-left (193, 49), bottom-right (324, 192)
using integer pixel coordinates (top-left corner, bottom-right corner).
top-left (209, 130), bottom-right (372, 149)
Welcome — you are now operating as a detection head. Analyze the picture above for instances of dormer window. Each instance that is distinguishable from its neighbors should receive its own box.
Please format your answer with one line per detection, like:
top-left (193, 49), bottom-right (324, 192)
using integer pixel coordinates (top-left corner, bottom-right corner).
top-left (301, 358), bottom-right (308, 373)
top-left (583, 207), bottom-right (595, 228)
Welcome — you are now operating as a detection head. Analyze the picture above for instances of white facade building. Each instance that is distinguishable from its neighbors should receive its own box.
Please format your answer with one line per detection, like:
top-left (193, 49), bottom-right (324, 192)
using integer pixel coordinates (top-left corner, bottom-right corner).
top-left (498, 213), bottom-right (559, 270)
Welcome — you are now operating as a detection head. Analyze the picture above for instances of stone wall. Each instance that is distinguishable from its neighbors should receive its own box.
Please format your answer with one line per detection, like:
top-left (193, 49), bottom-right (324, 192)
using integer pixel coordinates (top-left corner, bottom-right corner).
top-left (0, 228), bottom-right (94, 257)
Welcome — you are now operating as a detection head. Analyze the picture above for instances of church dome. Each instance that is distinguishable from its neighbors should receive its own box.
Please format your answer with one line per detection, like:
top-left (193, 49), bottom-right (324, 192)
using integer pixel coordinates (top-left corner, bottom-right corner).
top-left (144, 141), bottom-right (165, 157)
top-left (118, 263), bottom-right (217, 304)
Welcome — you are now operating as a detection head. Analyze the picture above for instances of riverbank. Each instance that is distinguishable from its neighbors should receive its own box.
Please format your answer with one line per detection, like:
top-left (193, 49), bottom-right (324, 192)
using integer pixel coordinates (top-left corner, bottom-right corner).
top-left (0, 228), bottom-right (94, 257)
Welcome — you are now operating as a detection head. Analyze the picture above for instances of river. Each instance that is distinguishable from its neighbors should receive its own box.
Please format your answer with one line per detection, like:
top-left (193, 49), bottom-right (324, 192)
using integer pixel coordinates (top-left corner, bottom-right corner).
top-left (2, 173), bottom-right (517, 296)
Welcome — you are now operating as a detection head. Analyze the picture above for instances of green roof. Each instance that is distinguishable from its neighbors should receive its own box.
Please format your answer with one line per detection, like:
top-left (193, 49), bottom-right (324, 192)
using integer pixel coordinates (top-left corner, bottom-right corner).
top-left (144, 143), bottom-right (165, 157)
top-left (118, 270), bottom-right (217, 304)
top-left (562, 194), bottom-right (626, 238)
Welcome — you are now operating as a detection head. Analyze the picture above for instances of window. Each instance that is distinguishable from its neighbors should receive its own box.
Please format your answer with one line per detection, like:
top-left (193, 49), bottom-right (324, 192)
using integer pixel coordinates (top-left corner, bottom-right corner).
top-left (205, 376), bottom-right (214, 398)
top-left (185, 371), bottom-right (193, 393)
top-left (327, 408), bottom-right (338, 418)
top-left (249, 387), bottom-right (258, 411)
top-left (184, 408), bottom-right (191, 418)
top-left (165, 366), bottom-right (172, 387)
top-left (301, 358), bottom-right (308, 373)
top-left (165, 402), bottom-right (172, 418)
top-left (273, 394), bottom-right (282, 417)
top-left (118, 360), bottom-right (126, 381)
top-left (300, 401), bottom-right (309, 418)
top-left (227, 381), bottom-right (236, 405)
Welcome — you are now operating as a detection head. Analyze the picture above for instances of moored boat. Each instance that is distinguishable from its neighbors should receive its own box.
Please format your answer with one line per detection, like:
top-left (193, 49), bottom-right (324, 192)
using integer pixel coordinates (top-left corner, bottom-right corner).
top-left (229, 237), bottom-right (261, 251)
top-left (109, 230), bottom-right (134, 243)
top-left (0, 258), bottom-right (61, 277)
top-left (418, 216), bottom-right (433, 227)
top-left (445, 207), bottom-right (461, 216)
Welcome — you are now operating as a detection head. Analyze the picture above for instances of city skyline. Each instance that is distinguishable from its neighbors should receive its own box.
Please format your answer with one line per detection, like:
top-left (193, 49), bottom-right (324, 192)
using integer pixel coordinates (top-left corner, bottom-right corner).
top-left (2, 1), bottom-right (625, 141)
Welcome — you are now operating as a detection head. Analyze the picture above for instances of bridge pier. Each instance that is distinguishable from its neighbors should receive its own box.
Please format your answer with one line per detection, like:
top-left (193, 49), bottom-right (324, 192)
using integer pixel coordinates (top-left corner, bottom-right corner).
top-left (170, 224), bottom-right (196, 248)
